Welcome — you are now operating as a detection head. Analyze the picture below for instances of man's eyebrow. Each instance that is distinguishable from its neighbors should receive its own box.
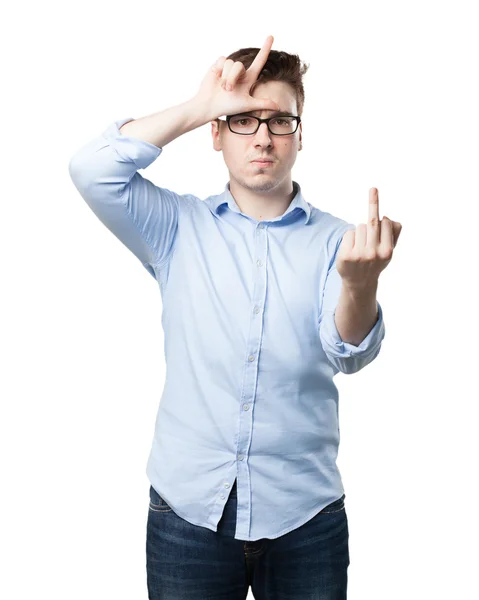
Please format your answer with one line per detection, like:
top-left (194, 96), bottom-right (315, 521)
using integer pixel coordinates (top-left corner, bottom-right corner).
top-left (238, 110), bottom-right (294, 117)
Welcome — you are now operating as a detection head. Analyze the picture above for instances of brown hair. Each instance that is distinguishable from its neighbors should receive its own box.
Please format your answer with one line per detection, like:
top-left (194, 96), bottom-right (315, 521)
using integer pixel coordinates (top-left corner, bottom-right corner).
top-left (225, 46), bottom-right (310, 116)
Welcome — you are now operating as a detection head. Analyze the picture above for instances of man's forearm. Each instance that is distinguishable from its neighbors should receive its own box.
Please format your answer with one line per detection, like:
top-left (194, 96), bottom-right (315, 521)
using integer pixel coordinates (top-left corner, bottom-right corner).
top-left (334, 281), bottom-right (379, 347)
top-left (119, 98), bottom-right (212, 149)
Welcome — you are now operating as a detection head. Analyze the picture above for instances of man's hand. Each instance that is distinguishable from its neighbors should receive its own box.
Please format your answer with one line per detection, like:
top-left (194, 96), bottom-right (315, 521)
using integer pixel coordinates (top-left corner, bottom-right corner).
top-left (192, 35), bottom-right (281, 122)
top-left (336, 188), bottom-right (402, 290)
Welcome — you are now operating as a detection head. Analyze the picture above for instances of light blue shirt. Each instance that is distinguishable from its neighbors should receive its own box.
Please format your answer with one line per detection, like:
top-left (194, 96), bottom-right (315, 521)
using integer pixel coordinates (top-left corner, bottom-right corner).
top-left (69, 116), bottom-right (386, 541)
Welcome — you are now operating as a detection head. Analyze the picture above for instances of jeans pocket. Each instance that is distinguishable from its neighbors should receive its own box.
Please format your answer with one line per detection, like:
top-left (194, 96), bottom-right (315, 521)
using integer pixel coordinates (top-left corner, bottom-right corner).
top-left (321, 493), bottom-right (346, 514)
top-left (149, 485), bottom-right (173, 512)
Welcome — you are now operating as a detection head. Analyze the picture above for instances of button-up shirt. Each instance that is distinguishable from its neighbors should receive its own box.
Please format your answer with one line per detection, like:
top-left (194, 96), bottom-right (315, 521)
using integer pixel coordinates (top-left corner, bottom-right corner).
top-left (68, 116), bottom-right (386, 541)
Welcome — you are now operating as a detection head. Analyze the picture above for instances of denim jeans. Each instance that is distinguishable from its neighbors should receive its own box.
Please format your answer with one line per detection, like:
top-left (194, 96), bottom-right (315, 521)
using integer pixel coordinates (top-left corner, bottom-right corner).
top-left (146, 479), bottom-right (349, 599)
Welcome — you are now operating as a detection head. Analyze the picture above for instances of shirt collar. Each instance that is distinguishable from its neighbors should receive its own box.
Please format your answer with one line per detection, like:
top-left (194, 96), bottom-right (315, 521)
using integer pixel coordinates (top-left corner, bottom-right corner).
top-left (207, 181), bottom-right (311, 225)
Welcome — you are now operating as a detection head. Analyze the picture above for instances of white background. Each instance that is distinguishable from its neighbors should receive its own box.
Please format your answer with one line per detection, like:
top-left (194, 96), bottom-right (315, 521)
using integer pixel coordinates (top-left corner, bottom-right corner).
top-left (2, 0), bottom-right (478, 598)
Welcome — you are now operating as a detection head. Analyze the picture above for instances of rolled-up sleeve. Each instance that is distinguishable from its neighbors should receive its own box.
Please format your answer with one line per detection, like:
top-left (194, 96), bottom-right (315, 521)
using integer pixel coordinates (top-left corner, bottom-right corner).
top-left (68, 117), bottom-right (180, 278)
top-left (319, 225), bottom-right (386, 374)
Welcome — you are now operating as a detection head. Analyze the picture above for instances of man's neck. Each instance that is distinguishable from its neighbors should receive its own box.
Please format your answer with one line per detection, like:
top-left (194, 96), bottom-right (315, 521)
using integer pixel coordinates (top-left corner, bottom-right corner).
top-left (228, 178), bottom-right (296, 221)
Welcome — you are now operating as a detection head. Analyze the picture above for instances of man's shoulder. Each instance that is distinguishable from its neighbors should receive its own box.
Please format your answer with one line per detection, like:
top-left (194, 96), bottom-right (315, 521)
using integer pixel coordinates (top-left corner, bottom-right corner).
top-left (309, 205), bottom-right (353, 234)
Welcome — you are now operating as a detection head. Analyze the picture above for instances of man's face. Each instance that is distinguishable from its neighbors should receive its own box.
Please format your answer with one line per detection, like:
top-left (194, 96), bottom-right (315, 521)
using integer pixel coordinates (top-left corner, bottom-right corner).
top-left (211, 80), bottom-right (303, 193)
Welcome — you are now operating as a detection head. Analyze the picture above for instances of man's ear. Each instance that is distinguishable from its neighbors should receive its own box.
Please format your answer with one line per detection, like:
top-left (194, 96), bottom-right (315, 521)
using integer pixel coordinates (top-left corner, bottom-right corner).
top-left (211, 119), bottom-right (222, 152)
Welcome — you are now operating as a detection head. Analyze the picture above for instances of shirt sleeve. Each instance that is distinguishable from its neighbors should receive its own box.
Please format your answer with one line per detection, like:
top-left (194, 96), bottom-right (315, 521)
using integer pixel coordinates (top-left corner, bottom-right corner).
top-left (318, 225), bottom-right (386, 375)
top-left (68, 117), bottom-right (181, 278)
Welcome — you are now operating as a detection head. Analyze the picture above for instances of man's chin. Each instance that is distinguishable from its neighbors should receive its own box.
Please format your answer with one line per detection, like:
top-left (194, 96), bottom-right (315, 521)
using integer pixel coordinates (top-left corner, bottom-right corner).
top-left (242, 176), bottom-right (279, 193)
top-left (229, 169), bottom-right (281, 193)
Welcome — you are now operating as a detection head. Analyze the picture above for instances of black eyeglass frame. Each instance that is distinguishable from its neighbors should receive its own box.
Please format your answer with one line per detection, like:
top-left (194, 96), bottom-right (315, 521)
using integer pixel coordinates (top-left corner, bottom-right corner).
top-left (218, 114), bottom-right (302, 136)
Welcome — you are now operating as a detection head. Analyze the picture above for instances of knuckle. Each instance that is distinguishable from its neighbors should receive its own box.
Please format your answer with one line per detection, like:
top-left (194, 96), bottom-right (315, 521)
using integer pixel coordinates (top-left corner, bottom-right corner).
top-left (214, 57), bottom-right (226, 70)
top-left (363, 250), bottom-right (377, 261)
top-left (380, 249), bottom-right (393, 261)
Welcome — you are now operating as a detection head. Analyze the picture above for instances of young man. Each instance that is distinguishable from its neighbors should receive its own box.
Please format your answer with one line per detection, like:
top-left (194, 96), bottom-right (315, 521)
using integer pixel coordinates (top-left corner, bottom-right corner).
top-left (69, 35), bottom-right (395, 600)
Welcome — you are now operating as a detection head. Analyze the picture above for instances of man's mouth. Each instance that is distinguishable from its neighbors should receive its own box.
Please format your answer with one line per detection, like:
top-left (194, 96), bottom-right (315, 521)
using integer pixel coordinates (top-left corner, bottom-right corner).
top-left (251, 159), bottom-right (274, 166)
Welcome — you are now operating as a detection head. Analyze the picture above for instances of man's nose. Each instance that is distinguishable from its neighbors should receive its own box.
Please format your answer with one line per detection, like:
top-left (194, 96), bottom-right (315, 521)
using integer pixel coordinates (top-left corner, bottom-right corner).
top-left (254, 122), bottom-right (272, 143)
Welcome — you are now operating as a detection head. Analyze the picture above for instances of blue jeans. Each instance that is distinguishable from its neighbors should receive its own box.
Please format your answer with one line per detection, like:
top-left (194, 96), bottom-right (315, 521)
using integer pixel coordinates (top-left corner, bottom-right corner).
top-left (146, 479), bottom-right (349, 599)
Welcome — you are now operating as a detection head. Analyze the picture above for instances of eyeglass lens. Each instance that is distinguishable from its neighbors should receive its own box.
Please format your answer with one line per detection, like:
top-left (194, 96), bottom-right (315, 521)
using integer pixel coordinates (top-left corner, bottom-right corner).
top-left (229, 116), bottom-right (298, 135)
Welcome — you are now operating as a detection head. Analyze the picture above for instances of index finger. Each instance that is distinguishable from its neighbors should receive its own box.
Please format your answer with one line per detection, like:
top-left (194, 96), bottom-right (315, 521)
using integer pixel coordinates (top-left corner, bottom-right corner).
top-left (247, 35), bottom-right (274, 80)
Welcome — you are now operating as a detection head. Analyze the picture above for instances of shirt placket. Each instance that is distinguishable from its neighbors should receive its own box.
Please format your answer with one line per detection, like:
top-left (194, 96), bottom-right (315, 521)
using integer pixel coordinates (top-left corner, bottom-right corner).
top-left (234, 220), bottom-right (269, 540)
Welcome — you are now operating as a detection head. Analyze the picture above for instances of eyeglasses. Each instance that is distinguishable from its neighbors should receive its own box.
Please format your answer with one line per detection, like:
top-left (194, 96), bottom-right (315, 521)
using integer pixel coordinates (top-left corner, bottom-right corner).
top-left (218, 114), bottom-right (301, 136)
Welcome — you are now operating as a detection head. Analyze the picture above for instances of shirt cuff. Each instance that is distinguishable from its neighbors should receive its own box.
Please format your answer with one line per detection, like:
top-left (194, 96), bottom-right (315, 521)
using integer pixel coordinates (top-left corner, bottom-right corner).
top-left (100, 117), bottom-right (163, 170)
top-left (321, 301), bottom-right (385, 359)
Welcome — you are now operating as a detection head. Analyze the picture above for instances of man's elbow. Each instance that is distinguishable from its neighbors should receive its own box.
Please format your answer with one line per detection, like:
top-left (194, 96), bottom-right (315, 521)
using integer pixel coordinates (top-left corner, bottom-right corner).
top-left (326, 345), bottom-right (382, 375)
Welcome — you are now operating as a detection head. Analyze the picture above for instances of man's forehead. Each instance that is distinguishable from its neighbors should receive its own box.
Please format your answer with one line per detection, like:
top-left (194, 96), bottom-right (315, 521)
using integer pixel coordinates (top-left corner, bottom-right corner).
top-left (239, 109), bottom-right (295, 116)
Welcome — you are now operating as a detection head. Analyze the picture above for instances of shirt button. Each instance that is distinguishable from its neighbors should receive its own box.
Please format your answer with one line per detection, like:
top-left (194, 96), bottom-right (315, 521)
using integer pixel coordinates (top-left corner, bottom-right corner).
top-left (248, 354), bottom-right (255, 362)
top-left (220, 494), bottom-right (225, 500)
top-left (258, 223), bottom-right (264, 229)
top-left (256, 259), bottom-right (263, 267)
top-left (238, 455), bottom-right (244, 460)
top-left (253, 306), bottom-right (260, 314)
top-left (243, 403), bottom-right (250, 411)
top-left (224, 483), bottom-right (230, 489)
